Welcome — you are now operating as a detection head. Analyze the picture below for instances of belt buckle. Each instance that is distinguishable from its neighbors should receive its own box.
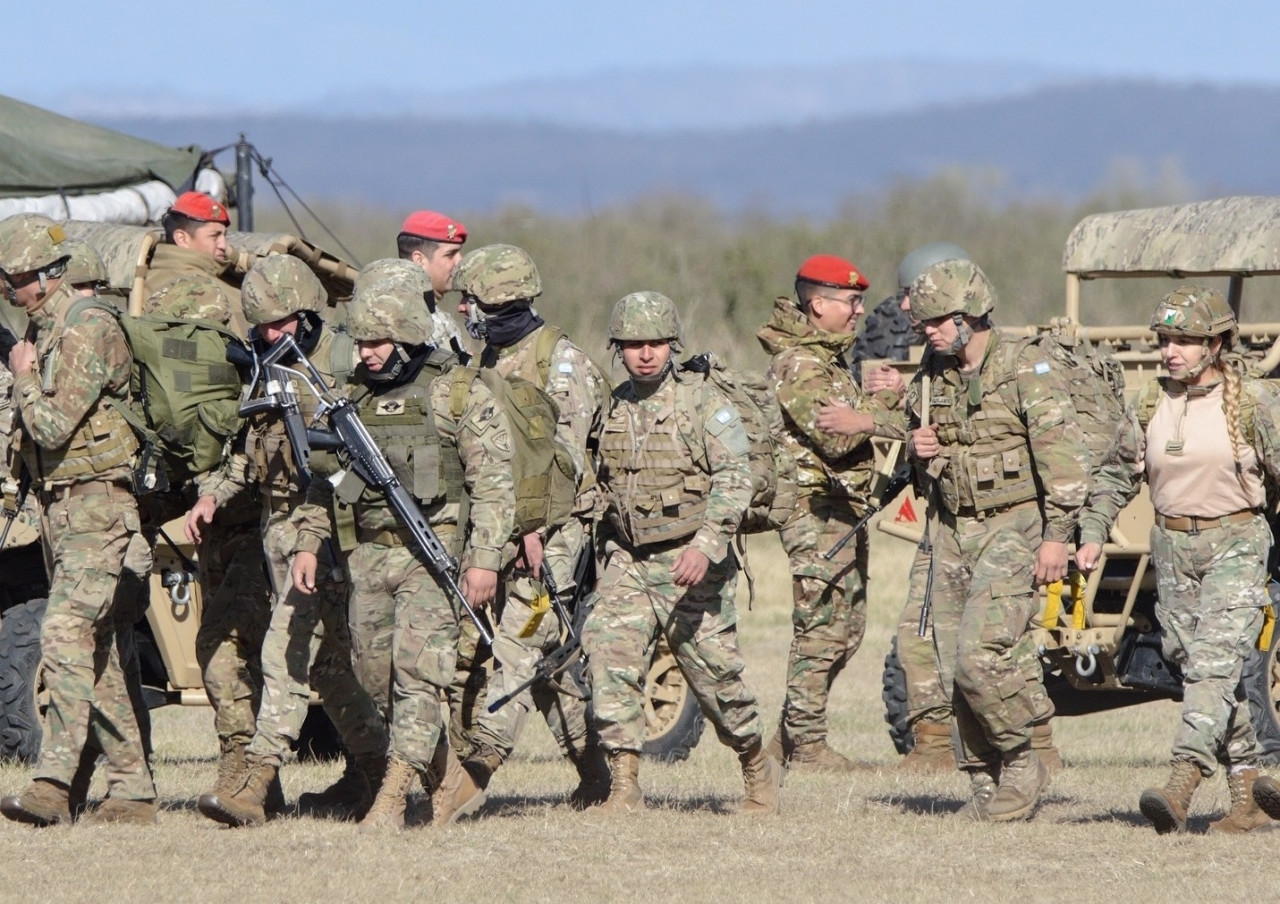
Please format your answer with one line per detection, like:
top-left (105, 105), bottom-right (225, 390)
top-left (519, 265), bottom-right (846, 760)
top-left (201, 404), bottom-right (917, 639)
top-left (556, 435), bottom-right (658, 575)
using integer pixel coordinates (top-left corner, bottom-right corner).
top-left (1188, 516), bottom-right (1200, 537)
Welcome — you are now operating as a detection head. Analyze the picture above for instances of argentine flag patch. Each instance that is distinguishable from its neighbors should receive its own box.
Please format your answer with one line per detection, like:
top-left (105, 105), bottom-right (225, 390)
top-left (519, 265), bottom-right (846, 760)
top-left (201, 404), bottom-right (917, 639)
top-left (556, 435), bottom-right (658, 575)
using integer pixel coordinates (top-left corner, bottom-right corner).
top-left (1033, 361), bottom-right (1051, 375)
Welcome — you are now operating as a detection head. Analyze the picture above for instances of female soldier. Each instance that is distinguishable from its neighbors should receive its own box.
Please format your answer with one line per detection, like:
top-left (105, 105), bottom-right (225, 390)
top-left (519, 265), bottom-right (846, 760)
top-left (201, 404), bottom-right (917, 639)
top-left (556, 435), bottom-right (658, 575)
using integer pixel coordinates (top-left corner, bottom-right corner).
top-left (1076, 286), bottom-right (1280, 835)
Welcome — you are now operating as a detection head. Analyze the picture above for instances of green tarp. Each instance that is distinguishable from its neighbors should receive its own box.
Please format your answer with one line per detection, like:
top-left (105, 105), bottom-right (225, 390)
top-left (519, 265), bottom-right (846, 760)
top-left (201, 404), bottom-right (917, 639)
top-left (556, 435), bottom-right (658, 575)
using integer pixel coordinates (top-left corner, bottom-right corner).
top-left (0, 95), bottom-right (205, 199)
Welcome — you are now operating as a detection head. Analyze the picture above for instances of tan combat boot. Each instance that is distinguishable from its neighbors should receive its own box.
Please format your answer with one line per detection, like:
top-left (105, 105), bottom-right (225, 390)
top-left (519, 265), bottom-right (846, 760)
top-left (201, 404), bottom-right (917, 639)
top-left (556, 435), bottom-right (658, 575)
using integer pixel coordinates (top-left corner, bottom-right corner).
top-left (211, 739), bottom-right (248, 798)
top-left (593, 750), bottom-right (644, 814)
top-left (358, 757), bottom-right (417, 832)
top-left (788, 739), bottom-right (857, 773)
top-left (763, 720), bottom-right (789, 766)
top-left (432, 745), bottom-right (490, 826)
top-left (297, 751), bottom-right (385, 820)
top-left (1208, 768), bottom-right (1276, 834)
top-left (1253, 773), bottom-right (1280, 819)
top-left (1030, 720), bottom-right (1065, 776)
top-left (0, 779), bottom-right (72, 827)
top-left (197, 761), bottom-right (278, 827)
top-left (568, 742), bottom-right (612, 810)
top-left (951, 765), bottom-right (1000, 821)
top-left (82, 797), bottom-right (158, 826)
top-left (897, 722), bottom-right (955, 773)
top-left (985, 746), bottom-right (1050, 822)
top-left (1138, 759), bottom-right (1202, 834)
top-left (738, 742), bottom-right (783, 815)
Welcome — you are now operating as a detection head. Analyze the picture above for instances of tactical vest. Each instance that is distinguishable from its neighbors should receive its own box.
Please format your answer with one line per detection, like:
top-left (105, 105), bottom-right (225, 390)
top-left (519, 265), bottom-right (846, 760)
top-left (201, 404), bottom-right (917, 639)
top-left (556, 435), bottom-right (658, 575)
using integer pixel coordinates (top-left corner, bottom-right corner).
top-left (922, 341), bottom-right (1037, 515)
top-left (21, 291), bottom-right (138, 488)
top-left (345, 350), bottom-right (465, 530)
top-left (598, 377), bottom-right (712, 548)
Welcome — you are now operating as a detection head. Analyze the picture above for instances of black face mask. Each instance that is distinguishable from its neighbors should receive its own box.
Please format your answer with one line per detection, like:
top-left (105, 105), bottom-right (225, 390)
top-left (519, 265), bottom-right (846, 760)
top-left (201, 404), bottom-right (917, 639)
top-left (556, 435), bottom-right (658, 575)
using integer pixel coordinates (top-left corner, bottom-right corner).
top-left (482, 303), bottom-right (543, 348)
top-left (368, 342), bottom-right (432, 388)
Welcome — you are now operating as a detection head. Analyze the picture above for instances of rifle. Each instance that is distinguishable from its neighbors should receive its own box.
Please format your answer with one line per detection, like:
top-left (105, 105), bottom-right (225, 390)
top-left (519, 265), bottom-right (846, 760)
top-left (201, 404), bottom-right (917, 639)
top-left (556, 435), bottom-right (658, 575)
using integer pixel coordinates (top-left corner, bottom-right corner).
top-left (487, 530), bottom-right (597, 712)
top-left (254, 334), bottom-right (495, 645)
top-left (823, 460), bottom-right (913, 561)
top-left (0, 466), bottom-right (31, 550)
top-left (916, 376), bottom-right (938, 639)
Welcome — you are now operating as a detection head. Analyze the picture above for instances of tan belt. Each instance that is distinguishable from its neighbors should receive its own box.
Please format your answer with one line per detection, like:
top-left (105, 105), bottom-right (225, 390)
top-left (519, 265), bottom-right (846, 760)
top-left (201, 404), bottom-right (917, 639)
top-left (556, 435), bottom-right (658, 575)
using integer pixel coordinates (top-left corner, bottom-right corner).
top-left (39, 480), bottom-right (132, 505)
top-left (1155, 509), bottom-right (1259, 533)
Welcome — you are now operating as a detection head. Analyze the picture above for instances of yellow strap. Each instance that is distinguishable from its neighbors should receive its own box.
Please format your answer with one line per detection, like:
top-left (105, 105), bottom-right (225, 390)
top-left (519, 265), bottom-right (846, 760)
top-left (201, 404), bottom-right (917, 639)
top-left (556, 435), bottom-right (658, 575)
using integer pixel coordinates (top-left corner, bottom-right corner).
top-left (517, 587), bottom-right (551, 638)
top-left (1259, 604), bottom-right (1276, 652)
top-left (1071, 572), bottom-right (1088, 630)
top-left (1041, 579), bottom-right (1062, 629)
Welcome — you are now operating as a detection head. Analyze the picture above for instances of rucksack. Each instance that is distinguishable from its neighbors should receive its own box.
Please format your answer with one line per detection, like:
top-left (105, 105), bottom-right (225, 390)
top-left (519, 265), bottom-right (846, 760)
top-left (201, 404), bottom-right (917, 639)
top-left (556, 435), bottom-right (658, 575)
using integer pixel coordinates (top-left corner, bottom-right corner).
top-left (448, 363), bottom-right (577, 539)
top-left (64, 297), bottom-right (249, 491)
top-left (679, 352), bottom-right (798, 534)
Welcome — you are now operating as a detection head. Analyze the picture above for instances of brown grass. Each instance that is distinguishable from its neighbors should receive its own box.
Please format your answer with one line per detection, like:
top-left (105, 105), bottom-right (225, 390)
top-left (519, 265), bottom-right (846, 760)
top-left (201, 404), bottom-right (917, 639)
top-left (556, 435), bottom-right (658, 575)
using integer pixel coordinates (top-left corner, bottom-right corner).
top-left (0, 531), bottom-right (1263, 904)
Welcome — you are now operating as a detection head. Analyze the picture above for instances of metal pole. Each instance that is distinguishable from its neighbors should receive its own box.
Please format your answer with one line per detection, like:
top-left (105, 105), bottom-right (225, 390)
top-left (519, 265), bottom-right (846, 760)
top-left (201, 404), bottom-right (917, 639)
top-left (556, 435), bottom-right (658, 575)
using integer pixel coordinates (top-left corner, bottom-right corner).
top-left (235, 134), bottom-right (254, 232)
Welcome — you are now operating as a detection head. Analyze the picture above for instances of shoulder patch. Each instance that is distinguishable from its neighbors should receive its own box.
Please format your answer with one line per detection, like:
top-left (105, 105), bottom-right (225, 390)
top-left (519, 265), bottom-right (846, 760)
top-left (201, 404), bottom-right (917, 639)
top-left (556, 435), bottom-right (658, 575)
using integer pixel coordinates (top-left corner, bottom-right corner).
top-left (557, 362), bottom-right (574, 374)
top-left (1033, 361), bottom-right (1051, 375)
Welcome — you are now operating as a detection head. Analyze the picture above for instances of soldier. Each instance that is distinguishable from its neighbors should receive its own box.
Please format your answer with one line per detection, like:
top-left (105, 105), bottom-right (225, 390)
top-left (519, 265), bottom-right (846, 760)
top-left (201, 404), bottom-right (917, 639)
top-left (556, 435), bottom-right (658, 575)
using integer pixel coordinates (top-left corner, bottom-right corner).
top-left (397, 210), bottom-right (471, 356)
top-left (141, 195), bottom-right (277, 808)
top-left (0, 214), bottom-right (157, 826)
top-left (289, 259), bottom-right (515, 830)
top-left (755, 254), bottom-right (903, 771)
top-left (903, 259), bottom-right (1087, 821)
top-left (584, 291), bottom-right (781, 815)
top-left (187, 255), bottom-right (387, 827)
top-left (439, 244), bottom-right (611, 819)
top-left (1077, 287), bottom-right (1280, 834)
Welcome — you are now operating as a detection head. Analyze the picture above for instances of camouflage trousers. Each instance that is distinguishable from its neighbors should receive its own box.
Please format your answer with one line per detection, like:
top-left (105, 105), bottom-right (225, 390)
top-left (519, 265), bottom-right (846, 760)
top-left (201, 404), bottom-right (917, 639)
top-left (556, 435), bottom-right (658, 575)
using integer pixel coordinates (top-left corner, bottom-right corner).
top-left (194, 504), bottom-right (273, 746)
top-left (776, 494), bottom-right (867, 744)
top-left (583, 540), bottom-right (763, 754)
top-left (445, 618), bottom-right (490, 756)
top-left (896, 534), bottom-right (953, 727)
top-left (34, 486), bottom-right (155, 801)
top-left (471, 518), bottom-right (596, 762)
top-left (346, 541), bottom-right (456, 775)
top-left (245, 502), bottom-right (386, 767)
top-left (1151, 516), bottom-right (1270, 775)
top-left (931, 502), bottom-right (1053, 765)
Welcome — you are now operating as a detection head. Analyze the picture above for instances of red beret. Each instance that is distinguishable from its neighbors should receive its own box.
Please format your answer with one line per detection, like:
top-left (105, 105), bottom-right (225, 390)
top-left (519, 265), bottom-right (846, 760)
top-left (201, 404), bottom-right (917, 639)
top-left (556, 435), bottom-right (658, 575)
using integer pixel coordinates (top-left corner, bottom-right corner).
top-left (797, 254), bottom-right (868, 291)
top-left (399, 211), bottom-right (467, 244)
top-left (170, 191), bottom-right (229, 225)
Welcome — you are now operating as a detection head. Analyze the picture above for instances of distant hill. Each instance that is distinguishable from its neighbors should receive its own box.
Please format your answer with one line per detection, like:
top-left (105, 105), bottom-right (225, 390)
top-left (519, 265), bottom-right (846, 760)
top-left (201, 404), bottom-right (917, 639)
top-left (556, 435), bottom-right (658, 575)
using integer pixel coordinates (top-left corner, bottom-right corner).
top-left (98, 80), bottom-right (1280, 217)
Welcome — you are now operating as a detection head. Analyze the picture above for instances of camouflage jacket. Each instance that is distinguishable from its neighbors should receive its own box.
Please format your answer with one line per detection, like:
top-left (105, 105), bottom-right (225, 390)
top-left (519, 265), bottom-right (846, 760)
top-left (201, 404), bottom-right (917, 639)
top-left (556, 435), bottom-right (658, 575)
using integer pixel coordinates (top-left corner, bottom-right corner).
top-left (905, 328), bottom-right (1088, 543)
top-left (757, 296), bottom-right (900, 503)
top-left (144, 243), bottom-right (245, 334)
top-left (1078, 376), bottom-right (1280, 547)
top-left (597, 367), bottom-right (752, 562)
top-left (13, 283), bottom-right (135, 487)
top-left (293, 357), bottom-right (516, 573)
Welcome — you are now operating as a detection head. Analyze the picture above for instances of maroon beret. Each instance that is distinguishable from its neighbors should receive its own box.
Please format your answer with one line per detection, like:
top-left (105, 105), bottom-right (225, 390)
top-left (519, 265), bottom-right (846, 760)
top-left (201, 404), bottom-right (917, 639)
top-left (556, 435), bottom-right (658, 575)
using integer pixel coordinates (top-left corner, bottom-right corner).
top-left (797, 254), bottom-right (869, 291)
top-left (399, 211), bottom-right (467, 244)
top-left (170, 191), bottom-right (229, 225)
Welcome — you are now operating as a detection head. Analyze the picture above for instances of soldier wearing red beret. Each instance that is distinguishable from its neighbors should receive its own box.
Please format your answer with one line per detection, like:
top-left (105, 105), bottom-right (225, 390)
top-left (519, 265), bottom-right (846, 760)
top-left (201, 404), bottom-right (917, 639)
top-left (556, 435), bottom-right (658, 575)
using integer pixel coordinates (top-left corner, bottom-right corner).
top-left (756, 254), bottom-right (905, 773)
top-left (397, 210), bottom-right (468, 297)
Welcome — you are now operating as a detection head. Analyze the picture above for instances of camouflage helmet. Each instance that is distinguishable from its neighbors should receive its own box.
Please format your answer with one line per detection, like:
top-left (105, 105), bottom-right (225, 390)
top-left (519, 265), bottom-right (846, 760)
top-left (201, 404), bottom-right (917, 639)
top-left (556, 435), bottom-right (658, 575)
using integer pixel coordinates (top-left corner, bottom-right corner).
top-left (62, 238), bottom-right (108, 287)
top-left (608, 291), bottom-right (684, 347)
top-left (452, 244), bottom-right (542, 306)
top-left (241, 254), bottom-right (325, 325)
top-left (909, 259), bottom-right (997, 320)
top-left (1150, 285), bottom-right (1236, 340)
top-left (898, 242), bottom-right (970, 291)
top-left (346, 259), bottom-right (434, 345)
top-left (0, 213), bottom-right (71, 277)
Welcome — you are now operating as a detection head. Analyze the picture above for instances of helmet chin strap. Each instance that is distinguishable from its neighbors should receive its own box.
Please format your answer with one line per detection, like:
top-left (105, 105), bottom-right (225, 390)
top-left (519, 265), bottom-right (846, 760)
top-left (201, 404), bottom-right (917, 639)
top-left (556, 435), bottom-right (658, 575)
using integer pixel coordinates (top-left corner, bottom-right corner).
top-left (367, 342), bottom-right (412, 382)
top-left (1179, 338), bottom-right (1217, 381)
top-left (629, 352), bottom-right (674, 386)
top-left (949, 313), bottom-right (972, 355)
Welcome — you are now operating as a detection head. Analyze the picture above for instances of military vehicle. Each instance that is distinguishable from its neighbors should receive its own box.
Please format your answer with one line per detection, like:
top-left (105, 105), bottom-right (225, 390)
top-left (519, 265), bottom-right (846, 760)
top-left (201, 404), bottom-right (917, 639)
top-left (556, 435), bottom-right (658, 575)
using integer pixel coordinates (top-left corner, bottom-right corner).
top-left (874, 196), bottom-right (1280, 763)
top-left (0, 219), bottom-right (704, 764)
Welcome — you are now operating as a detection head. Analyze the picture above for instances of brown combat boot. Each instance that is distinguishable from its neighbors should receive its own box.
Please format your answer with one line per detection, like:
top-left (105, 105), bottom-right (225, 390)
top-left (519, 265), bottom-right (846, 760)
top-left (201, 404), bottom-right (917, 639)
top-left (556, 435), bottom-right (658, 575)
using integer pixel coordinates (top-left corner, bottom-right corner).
top-left (197, 761), bottom-right (278, 827)
top-left (951, 764), bottom-right (1000, 821)
top-left (985, 746), bottom-right (1050, 822)
top-left (1, 779), bottom-right (72, 827)
top-left (738, 742), bottom-right (782, 815)
top-left (568, 742), bottom-right (612, 809)
top-left (358, 757), bottom-right (417, 832)
top-left (432, 745), bottom-right (490, 826)
top-left (1208, 768), bottom-right (1276, 834)
top-left (1139, 759), bottom-right (1202, 834)
top-left (298, 752), bottom-right (385, 820)
top-left (788, 739), bottom-right (857, 773)
top-left (211, 739), bottom-right (248, 798)
top-left (1030, 720), bottom-right (1065, 776)
top-left (897, 722), bottom-right (955, 773)
top-left (763, 721), bottom-right (788, 765)
top-left (593, 750), bottom-right (644, 814)
top-left (82, 797), bottom-right (158, 826)
top-left (1254, 773), bottom-right (1280, 819)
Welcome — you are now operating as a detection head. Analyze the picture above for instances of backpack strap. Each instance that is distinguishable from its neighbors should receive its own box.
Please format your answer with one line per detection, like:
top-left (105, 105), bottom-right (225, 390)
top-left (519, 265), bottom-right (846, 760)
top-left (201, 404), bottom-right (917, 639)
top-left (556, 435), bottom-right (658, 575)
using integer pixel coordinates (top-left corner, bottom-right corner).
top-left (1133, 378), bottom-right (1167, 434)
top-left (449, 364), bottom-right (480, 421)
top-left (327, 327), bottom-right (356, 388)
top-left (533, 324), bottom-right (567, 389)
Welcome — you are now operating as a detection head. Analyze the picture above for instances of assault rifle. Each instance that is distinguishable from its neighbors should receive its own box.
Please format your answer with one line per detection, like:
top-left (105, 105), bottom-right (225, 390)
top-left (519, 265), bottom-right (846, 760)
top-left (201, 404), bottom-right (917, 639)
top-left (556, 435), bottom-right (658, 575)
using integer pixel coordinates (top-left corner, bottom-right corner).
top-left (487, 532), bottom-right (597, 712)
top-left (248, 334), bottom-right (494, 645)
top-left (823, 460), bottom-right (913, 561)
top-left (0, 466), bottom-right (31, 550)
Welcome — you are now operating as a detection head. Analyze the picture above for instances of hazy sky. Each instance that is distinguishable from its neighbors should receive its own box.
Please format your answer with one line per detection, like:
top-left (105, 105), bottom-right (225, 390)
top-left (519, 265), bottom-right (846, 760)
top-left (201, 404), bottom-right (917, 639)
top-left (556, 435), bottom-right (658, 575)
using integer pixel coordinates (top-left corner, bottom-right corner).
top-left (8, 0), bottom-right (1280, 110)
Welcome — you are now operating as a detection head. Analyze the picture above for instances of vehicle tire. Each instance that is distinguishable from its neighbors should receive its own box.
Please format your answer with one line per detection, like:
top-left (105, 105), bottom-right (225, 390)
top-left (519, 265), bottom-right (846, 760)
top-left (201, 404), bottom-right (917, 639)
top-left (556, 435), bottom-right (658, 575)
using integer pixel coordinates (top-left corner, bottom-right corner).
top-left (0, 597), bottom-right (48, 764)
top-left (293, 704), bottom-right (345, 763)
top-left (850, 296), bottom-right (918, 381)
top-left (881, 637), bottom-right (913, 755)
top-left (640, 641), bottom-right (705, 763)
top-left (1243, 615), bottom-right (1280, 766)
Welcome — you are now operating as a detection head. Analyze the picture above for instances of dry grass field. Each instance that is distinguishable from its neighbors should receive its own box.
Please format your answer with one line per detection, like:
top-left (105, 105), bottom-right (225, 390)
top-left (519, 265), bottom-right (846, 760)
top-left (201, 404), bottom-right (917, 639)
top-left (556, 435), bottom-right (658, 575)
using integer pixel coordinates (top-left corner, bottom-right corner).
top-left (0, 531), bottom-right (1269, 904)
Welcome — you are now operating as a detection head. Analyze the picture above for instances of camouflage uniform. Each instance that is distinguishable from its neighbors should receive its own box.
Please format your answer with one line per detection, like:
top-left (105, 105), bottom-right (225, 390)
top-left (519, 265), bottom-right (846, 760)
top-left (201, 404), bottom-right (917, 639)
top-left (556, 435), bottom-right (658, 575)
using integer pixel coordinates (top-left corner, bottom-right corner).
top-left (757, 296), bottom-right (900, 760)
top-left (7, 267), bottom-right (156, 814)
top-left (144, 242), bottom-right (248, 335)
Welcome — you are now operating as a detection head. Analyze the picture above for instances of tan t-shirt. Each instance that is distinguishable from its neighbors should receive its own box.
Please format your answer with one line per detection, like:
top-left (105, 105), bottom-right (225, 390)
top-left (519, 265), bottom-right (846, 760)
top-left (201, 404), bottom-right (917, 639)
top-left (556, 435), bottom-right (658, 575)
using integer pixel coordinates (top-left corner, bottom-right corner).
top-left (1145, 382), bottom-right (1263, 518)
